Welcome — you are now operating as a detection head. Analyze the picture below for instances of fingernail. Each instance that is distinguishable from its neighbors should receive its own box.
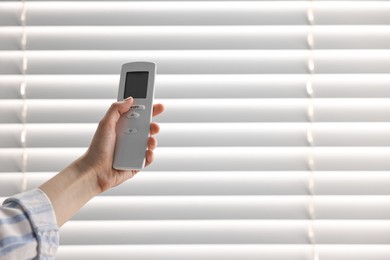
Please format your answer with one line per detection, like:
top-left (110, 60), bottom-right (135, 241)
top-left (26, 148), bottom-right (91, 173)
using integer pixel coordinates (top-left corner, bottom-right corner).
top-left (125, 96), bottom-right (133, 101)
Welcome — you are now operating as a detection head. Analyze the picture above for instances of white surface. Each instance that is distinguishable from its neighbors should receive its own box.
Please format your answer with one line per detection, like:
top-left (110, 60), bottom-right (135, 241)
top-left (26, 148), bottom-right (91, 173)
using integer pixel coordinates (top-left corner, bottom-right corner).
top-left (2, 1), bottom-right (390, 259)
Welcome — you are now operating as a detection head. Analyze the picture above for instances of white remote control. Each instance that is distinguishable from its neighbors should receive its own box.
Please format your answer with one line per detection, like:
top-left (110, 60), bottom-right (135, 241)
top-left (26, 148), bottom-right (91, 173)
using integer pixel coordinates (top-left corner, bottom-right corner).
top-left (113, 62), bottom-right (156, 170)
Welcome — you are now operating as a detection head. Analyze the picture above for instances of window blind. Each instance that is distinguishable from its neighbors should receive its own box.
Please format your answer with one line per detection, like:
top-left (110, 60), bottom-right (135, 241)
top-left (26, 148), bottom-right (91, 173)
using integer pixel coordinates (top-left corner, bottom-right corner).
top-left (1, 1), bottom-right (390, 259)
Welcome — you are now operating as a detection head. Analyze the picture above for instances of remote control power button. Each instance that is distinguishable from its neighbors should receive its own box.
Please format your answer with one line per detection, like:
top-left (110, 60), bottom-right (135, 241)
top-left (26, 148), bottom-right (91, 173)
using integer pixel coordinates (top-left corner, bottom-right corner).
top-left (126, 112), bottom-right (140, 119)
top-left (124, 128), bottom-right (138, 135)
top-left (130, 105), bottom-right (145, 110)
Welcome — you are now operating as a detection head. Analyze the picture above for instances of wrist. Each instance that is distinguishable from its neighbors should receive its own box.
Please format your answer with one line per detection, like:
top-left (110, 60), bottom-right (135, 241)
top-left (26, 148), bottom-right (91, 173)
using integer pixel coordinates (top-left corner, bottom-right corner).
top-left (39, 157), bottom-right (102, 226)
top-left (73, 155), bottom-right (104, 195)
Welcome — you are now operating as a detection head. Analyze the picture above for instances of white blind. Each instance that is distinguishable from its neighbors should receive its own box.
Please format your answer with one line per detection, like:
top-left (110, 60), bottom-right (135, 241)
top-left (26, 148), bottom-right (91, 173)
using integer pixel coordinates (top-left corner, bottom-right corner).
top-left (1, 1), bottom-right (390, 259)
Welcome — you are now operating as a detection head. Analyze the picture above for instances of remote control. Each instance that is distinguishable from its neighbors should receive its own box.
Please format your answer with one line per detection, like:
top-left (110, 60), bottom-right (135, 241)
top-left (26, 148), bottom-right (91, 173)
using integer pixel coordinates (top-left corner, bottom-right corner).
top-left (113, 62), bottom-right (156, 170)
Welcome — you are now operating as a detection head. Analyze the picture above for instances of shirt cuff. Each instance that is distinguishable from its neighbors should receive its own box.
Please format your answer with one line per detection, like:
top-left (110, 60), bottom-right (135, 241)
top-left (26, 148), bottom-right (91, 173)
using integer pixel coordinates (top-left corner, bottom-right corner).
top-left (4, 188), bottom-right (59, 260)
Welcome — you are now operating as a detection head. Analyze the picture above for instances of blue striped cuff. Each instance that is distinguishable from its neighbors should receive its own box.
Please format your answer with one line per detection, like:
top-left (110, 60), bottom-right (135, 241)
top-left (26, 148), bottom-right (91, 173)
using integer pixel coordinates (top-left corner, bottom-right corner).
top-left (4, 188), bottom-right (59, 260)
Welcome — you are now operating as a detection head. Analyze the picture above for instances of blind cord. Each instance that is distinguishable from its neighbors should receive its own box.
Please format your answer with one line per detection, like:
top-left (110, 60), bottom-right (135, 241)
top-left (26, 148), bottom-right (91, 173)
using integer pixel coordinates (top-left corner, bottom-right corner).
top-left (306, 0), bottom-right (319, 259)
top-left (20, 0), bottom-right (28, 192)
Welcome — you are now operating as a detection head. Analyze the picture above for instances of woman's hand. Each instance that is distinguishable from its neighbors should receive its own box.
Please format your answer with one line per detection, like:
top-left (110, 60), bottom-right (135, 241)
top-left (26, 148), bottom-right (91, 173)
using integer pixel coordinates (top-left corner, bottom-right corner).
top-left (40, 98), bottom-right (164, 226)
top-left (80, 97), bottom-right (164, 193)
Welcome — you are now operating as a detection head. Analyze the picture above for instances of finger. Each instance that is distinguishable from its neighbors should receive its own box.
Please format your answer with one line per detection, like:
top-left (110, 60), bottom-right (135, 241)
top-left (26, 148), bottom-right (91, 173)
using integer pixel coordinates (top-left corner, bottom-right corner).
top-left (119, 97), bottom-right (134, 114)
top-left (148, 136), bottom-right (157, 150)
top-left (102, 97), bottom-right (134, 126)
top-left (144, 150), bottom-right (154, 167)
top-left (152, 104), bottom-right (164, 117)
top-left (150, 122), bottom-right (160, 135)
top-left (117, 169), bottom-right (137, 180)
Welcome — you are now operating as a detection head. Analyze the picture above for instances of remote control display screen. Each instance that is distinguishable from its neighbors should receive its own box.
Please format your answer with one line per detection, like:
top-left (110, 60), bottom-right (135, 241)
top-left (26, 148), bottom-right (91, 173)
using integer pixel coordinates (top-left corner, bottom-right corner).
top-left (124, 71), bottom-right (149, 99)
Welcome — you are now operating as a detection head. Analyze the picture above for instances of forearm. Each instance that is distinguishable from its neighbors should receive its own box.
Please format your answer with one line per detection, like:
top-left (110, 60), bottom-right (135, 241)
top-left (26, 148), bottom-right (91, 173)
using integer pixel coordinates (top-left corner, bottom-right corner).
top-left (39, 157), bottom-right (101, 227)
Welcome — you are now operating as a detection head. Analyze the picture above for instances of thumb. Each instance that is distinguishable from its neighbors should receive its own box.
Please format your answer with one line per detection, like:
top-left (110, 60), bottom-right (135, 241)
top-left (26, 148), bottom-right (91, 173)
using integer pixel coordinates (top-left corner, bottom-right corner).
top-left (102, 97), bottom-right (134, 126)
top-left (117, 97), bottom-right (134, 115)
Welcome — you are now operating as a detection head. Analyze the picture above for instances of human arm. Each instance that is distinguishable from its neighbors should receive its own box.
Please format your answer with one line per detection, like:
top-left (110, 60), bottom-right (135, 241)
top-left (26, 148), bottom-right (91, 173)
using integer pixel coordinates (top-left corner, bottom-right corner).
top-left (39, 97), bottom-right (164, 226)
top-left (0, 97), bottom-right (163, 259)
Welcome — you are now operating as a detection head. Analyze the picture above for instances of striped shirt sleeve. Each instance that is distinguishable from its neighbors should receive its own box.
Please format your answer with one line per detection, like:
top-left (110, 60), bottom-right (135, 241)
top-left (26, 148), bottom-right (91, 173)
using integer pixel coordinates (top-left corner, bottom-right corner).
top-left (0, 188), bottom-right (59, 260)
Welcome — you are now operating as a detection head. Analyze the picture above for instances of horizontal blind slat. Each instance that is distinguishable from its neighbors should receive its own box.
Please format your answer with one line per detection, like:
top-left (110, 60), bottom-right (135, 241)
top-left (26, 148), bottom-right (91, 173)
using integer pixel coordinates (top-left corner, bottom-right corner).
top-left (0, 147), bottom-right (309, 172)
top-left (2, 147), bottom-right (390, 172)
top-left (59, 220), bottom-right (390, 245)
top-left (2, 171), bottom-right (390, 196)
top-left (1, 26), bottom-right (308, 50)
top-left (3, 74), bottom-right (390, 99)
top-left (3, 2), bottom-right (390, 26)
top-left (76, 196), bottom-right (310, 220)
top-left (3, 50), bottom-right (390, 75)
top-left (12, 2), bottom-right (310, 26)
top-left (3, 123), bottom-right (390, 148)
top-left (72, 195), bottom-right (390, 220)
top-left (2, 26), bottom-right (390, 50)
top-left (3, 99), bottom-right (390, 123)
top-left (56, 244), bottom-right (311, 260)
top-left (60, 220), bottom-right (310, 245)
top-left (0, 50), bottom-right (308, 75)
top-left (55, 244), bottom-right (390, 260)
top-left (0, 171), bottom-right (311, 196)
top-left (315, 2), bottom-right (390, 25)
top-left (0, 3), bottom-right (21, 26)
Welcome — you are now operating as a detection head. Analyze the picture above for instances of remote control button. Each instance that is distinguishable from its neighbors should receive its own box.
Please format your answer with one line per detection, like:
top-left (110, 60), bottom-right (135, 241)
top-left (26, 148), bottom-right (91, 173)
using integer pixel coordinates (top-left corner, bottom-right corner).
top-left (124, 128), bottom-right (137, 135)
top-left (130, 105), bottom-right (145, 110)
top-left (126, 112), bottom-right (140, 119)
